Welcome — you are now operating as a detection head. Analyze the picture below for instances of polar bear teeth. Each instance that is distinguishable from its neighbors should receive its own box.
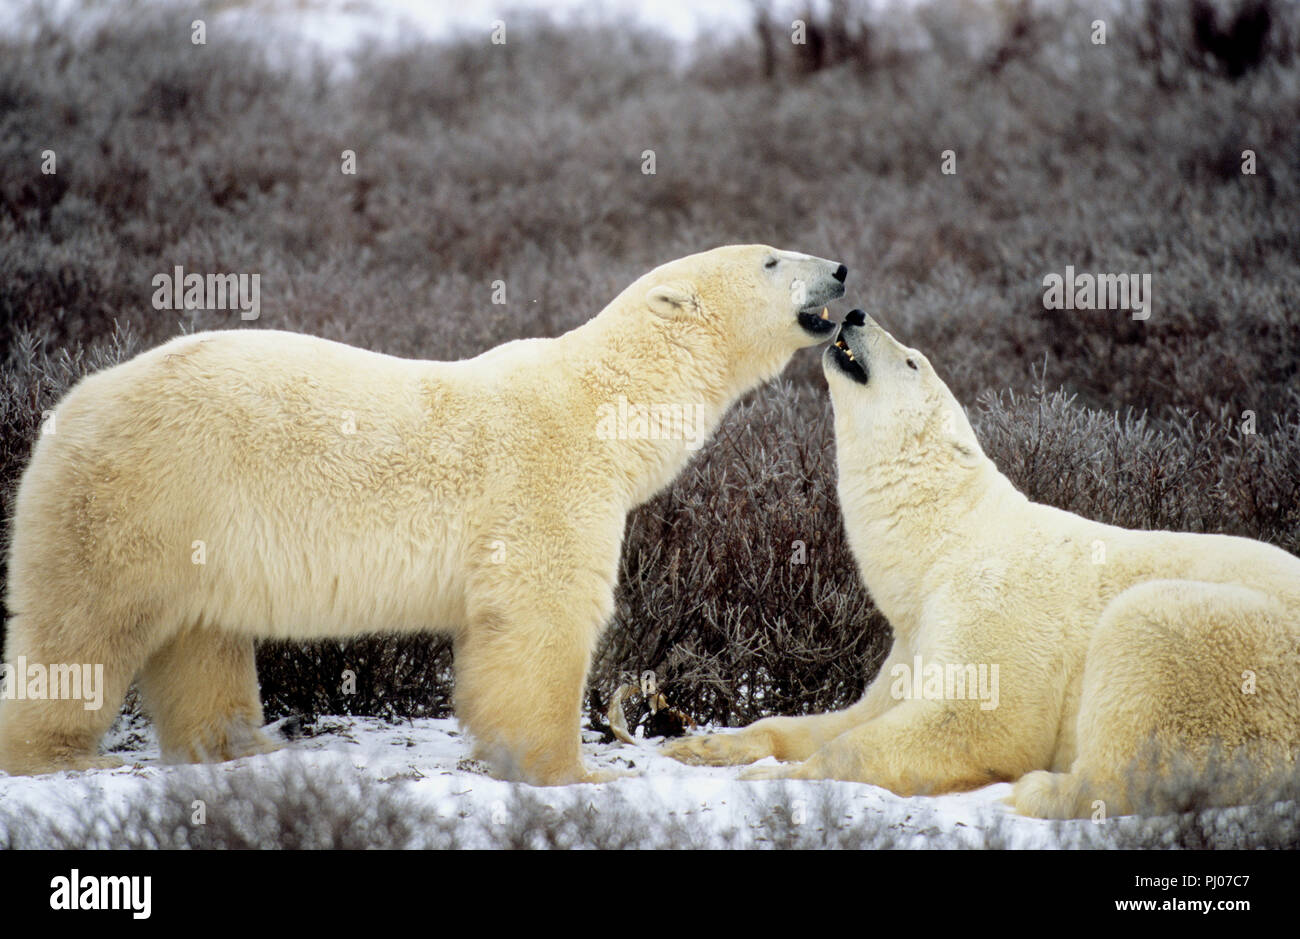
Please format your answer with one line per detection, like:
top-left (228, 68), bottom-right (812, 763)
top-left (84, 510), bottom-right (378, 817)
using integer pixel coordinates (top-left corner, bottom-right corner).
top-left (834, 335), bottom-right (855, 360)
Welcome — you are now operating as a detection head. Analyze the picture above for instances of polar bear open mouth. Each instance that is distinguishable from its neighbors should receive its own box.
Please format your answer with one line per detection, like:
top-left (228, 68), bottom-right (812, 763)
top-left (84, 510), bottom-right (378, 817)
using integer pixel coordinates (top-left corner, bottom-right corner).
top-left (828, 327), bottom-right (868, 383)
top-left (797, 306), bottom-right (838, 337)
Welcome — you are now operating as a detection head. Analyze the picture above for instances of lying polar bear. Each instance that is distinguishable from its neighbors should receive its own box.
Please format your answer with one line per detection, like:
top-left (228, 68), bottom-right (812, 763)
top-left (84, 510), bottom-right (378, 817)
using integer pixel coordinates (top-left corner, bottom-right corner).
top-left (0, 245), bottom-right (847, 784)
top-left (666, 310), bottom-right (1300, 818)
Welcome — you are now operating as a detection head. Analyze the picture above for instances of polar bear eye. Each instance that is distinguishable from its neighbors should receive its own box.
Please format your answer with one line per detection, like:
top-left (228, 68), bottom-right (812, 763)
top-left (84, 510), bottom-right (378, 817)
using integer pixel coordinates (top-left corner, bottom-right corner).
top-left (906, 358), bottom-right (918, 370)
top-left (764, 257), bottom-right (778, 270)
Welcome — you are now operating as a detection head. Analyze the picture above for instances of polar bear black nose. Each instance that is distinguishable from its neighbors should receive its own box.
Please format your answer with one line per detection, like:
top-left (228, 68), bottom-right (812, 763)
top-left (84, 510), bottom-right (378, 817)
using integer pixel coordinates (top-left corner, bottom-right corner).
top-left (845, 309), bottom-right (866, 326)
top-left (832, 264), bottom-right (848, 283)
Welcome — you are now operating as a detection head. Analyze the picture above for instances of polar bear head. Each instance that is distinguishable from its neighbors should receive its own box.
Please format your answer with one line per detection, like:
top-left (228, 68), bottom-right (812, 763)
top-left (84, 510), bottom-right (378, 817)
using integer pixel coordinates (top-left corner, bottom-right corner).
top-left (637, 244), bottom-right (847, 389)
top-left (823, 310), bottom-right (985, 473)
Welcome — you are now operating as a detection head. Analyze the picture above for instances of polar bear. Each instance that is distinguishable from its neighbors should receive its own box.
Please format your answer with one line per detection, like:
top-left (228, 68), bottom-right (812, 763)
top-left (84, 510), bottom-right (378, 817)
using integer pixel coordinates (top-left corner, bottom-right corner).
top-left (665, 310), bottom-right (1300, 818)
top-left (0, 245), bottom-right (848, 783)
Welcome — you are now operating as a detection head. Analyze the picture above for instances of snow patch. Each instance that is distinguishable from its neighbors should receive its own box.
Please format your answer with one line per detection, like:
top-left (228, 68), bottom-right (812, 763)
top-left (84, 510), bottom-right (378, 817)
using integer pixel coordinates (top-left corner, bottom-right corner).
top-left (0, 714), bottom-right (1080, 848)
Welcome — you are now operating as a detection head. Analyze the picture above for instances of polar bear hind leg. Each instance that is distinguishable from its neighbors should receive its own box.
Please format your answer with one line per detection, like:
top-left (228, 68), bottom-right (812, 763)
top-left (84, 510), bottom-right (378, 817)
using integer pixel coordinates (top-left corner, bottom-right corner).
top-left (1011, 580), bottom-right (1300, 818)
top-left (0, 604), bottom-right (152, 775)
top-left (136, 625), bottom-right (279, 764)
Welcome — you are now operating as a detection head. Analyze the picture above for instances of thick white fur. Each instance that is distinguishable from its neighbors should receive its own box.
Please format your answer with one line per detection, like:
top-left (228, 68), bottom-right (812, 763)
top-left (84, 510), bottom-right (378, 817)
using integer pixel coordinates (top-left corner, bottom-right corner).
top-left (0, 245), bottom-right (845, 783)
top-left (664, 315), bottom-right (1300, 818)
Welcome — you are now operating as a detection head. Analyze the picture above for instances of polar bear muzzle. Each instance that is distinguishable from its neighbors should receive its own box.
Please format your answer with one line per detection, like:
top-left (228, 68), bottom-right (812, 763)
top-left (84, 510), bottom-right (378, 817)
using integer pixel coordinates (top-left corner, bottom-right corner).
top-left (826, 309), bottom-right (870, 384)
top-left (794, 261), bottom-right (848, 337)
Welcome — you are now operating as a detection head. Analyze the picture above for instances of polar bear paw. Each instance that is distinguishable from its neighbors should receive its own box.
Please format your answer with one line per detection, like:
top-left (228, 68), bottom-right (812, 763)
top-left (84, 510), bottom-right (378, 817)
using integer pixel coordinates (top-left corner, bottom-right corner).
top-left (1008, 770), bottom-right (1079, 819)
top-left (661, 730), bottom-right (775, 766)
top-left (65, 754), bottom-right (127, 774)
top-left (738, 761), bottom-right (804, 781)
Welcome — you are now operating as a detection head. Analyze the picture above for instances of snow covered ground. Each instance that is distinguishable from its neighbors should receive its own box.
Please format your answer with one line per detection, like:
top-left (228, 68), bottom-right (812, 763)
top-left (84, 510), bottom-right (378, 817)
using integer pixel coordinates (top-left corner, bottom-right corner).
top-left (0, 713), bottom-right (1111, 848)
top-left (0, 0), bottom-right (902, 81)
top-left (0, 0), bottom-right (759, 47)
top-left (0, 0), bottom-right (949, 64)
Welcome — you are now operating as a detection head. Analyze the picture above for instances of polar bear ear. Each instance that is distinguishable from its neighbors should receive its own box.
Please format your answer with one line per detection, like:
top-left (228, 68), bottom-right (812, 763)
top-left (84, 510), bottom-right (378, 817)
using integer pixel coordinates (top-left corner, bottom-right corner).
top-left (646, 282), bottom-right (699, 320)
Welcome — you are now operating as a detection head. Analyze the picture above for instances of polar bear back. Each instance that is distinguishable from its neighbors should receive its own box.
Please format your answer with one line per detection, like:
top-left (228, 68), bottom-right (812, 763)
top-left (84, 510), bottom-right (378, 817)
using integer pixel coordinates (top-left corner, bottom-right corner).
top-left (11, 330), bottom-right (494, 639)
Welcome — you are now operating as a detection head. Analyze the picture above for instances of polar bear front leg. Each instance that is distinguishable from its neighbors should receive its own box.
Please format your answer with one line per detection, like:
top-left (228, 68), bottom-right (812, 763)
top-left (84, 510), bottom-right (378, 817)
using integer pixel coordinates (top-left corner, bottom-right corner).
top-left (739, 699), bottom-right (1022, 795)
top-left (664, 640), bottom-right (910, 767)
top-left (664, 708), bottom-right (877, 767)
top-left (453, 596), bottom-right (611, 786)
top-left (661, 717), bottom-right (795, 766)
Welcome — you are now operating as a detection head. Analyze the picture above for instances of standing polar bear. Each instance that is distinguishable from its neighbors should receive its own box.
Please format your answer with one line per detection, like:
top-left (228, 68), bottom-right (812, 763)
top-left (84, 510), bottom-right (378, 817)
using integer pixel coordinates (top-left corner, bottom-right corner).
top-left (0, 245), bottom-right (847, 784)
top-left (666, 310), bottom-right (1300, 818)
